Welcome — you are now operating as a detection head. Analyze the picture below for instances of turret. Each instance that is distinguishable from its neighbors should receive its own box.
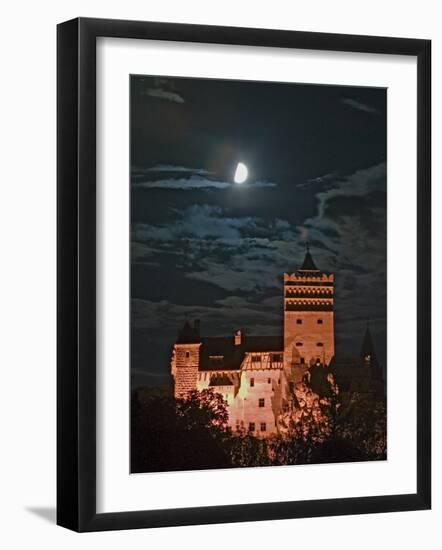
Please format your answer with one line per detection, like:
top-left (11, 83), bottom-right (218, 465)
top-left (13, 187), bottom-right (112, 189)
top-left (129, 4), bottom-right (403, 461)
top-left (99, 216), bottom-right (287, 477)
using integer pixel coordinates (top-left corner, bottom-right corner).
top-left (171, 321), bottom-right (201, 398)
top-left (283, 245), bottom-right (335, 369)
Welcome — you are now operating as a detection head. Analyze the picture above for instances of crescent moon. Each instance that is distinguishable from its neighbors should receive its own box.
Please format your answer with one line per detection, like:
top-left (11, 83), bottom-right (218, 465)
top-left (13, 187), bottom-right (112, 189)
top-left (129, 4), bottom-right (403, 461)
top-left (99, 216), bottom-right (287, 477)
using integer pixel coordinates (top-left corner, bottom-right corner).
top-left (234, 162), bottom-right (248, 184)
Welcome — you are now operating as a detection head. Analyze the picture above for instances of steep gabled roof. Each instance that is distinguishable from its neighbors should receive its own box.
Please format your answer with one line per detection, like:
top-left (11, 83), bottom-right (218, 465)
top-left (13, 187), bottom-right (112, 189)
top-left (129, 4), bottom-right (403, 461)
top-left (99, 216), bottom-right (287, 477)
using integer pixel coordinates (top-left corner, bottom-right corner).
top-left (199, 334), bottom-right (283, 371)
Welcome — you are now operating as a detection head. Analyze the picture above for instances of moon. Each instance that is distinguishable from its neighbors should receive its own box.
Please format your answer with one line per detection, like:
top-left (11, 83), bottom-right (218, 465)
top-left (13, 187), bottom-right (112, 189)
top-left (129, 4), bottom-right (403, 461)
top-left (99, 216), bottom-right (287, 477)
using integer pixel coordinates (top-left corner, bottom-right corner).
top-left (234, 162), bottom-right (248, 184)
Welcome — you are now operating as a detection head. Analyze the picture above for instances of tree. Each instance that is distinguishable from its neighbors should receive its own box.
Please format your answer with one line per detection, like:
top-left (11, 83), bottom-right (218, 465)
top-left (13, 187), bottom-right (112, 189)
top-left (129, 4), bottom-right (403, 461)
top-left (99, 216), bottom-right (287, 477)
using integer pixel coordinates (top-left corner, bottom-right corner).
top-left (278, 373), bottom-right (339, 440)
top-left (131, 387), bottom-right (232, 473)
top-left (266, 372), bottom-right (339, 464)
top-left (227, 432), bottom-right (271, 468)
top-left (336, 392), bottom-right (387, 460)
top-left (176, 388), bottom-right (229, 434)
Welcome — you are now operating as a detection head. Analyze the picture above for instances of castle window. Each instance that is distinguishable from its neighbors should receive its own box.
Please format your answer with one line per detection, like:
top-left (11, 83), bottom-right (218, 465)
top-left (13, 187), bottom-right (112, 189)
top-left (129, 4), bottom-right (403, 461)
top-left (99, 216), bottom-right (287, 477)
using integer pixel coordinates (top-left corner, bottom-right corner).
top-left (272, 353), bottom-right (283, 363)
top-left (267, 378), bottom-right (271, 384)
top-left (248, 422), bottom-right (255, 432)
top-left (317, 319), bottom-right (323, 324)
top-left (251, 355), bottom-right (261, 363)
top-left (250, 377), bottom-right (255, 387)
top-left (295, 342), bottom-right (303, 347)
top-left (259, 398), bottom-right (265, 407)
top-left (260, 423), bottom-right (267, 432)
top-left (300, 358), bottom-right (305, 364)
top-left (278, 379), bottom-right (281, 385)
top-left (296, 319), bottom-right (302, 324)
top-left (317, 342), bottom-right (324, 347)
top-left (185, 351), bottom-right (190, 358)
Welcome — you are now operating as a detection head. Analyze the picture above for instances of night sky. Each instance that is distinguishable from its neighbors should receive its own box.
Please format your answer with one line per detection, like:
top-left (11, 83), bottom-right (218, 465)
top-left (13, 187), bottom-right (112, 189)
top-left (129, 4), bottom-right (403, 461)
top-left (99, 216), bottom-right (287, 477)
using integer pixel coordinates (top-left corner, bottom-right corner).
top-left (130, 75), bottom-right (387, 388)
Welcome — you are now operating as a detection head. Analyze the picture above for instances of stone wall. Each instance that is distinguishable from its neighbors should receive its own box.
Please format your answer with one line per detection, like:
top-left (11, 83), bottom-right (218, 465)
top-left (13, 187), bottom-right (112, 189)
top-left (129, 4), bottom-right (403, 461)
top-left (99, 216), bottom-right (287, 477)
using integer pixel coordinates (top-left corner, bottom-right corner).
top-left (171, 343), bottom-right (201, 398)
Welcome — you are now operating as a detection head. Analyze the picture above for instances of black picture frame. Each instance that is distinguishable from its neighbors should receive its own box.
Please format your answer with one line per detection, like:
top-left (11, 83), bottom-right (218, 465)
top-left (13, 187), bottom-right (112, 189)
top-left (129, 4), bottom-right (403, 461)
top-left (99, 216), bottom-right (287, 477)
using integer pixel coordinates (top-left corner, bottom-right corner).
top-left (57, 17), bottom-right (431, 532)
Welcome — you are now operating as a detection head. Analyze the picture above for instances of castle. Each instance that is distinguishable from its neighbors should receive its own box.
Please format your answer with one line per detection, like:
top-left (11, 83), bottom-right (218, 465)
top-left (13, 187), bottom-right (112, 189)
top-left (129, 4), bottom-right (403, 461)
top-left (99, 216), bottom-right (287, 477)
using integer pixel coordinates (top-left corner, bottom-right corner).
top-left (171, 247), bottom-right (381, 437)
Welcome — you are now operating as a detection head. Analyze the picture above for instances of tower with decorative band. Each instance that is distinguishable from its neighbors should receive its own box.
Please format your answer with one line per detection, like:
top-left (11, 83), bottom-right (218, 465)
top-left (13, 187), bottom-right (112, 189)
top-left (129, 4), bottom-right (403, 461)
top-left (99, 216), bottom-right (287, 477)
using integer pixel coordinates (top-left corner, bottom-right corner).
top-left (283, 245), bottom-right (335, 370)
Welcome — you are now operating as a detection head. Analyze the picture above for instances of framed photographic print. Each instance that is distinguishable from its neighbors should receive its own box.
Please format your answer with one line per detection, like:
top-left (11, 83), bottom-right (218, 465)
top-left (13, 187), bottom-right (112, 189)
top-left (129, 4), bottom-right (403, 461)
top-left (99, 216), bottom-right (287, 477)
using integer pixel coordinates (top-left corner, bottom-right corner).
top-left (57, 17), bottom-right (431, 532)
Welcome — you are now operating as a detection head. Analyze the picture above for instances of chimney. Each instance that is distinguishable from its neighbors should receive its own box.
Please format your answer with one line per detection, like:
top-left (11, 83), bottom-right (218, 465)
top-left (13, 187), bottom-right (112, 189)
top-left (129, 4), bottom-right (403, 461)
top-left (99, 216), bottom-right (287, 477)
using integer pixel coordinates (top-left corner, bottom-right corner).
top-left (194, 319), bottom-right (200, 336)
top-left (234, 329), bottom-right (242, 346)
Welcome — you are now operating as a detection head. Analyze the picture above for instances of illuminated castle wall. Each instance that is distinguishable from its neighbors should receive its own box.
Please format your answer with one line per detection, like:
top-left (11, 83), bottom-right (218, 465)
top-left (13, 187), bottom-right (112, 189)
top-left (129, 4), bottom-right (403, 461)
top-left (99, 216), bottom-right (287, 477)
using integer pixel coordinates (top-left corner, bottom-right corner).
top-left (171, 248), bottom-right (335, 437)
top-left (283, 246), bottom-right (335, 369)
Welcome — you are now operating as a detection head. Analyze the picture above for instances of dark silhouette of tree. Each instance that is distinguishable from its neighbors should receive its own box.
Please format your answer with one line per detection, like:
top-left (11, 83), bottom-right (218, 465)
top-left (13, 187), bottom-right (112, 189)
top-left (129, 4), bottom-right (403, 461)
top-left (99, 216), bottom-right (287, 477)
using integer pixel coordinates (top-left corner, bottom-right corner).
top-left (227, 432), bottom-right (271, 468)
top-left (131, 387), bottom-right (232, 473)
top-left (131, 374), bottom-right (386, 472)
top-left (176, 389), bottom-right (229, 434)
top-left (336, 392), bottom-right (387, 460)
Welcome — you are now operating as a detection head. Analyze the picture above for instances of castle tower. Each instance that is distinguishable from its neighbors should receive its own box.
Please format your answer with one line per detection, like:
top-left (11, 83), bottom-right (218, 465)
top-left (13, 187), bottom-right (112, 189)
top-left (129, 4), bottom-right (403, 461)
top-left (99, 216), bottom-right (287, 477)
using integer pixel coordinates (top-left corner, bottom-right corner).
top-left (171, 321), bottom-right (201, 398)
top-left (283, 246), bottom-right (334, 370)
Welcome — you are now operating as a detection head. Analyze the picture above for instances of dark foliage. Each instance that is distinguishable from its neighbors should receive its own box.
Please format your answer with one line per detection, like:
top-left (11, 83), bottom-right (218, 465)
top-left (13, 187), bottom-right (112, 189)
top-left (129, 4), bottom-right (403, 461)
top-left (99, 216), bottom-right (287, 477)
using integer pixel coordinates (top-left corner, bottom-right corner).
top-left (131, 379), bottom-right (386, 472)
top-left (131, 387), bottom-right (232, 473)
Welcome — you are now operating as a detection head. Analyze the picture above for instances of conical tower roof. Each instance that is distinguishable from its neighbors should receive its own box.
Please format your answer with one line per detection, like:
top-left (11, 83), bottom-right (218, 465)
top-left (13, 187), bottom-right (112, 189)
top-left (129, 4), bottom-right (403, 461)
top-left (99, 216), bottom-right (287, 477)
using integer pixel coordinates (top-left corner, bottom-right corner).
top-left (298, 244), bottom-right (319, 271)
top-left (360, 321), bottom-right (383, 381)
top-left (360, 322), bottom-right (376, 359)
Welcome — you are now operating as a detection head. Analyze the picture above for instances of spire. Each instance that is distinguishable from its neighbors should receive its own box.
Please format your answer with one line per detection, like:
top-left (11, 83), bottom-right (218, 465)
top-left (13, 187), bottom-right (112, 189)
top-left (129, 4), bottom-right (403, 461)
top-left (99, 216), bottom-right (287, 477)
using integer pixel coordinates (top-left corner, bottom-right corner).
top-left (360, 319), bottom-right (375, 359)
top-left (299, 242), bottom-right (319, 271)
top-left (359, 320), bottom-right (382, 380)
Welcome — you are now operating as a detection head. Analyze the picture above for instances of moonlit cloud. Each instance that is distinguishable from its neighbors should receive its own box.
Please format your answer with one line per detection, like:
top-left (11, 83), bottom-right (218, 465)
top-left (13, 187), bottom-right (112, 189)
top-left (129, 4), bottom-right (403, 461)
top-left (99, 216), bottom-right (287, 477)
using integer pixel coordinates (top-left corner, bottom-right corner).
top-left (136, 165), bottom-right (213, 175)
top-left (313, 163), bottom-right (386, 219)
top-left (133, 204), bottom-right (305, 294)
top-left (143, 88), bottom-right (185, 103)
top-left (296, 163), bottom-right (386, 357)
top-left (340, 97), bottom-right (380, 114)
top-left (132, 176), bottom-right (276, 190)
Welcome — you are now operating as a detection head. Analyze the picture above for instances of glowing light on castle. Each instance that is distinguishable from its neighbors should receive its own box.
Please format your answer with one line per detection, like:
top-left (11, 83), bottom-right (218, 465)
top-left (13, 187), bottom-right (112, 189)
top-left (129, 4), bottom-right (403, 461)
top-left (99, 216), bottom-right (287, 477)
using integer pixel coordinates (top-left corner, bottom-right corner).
top-left (171, 247), bottom-right (336, 437)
